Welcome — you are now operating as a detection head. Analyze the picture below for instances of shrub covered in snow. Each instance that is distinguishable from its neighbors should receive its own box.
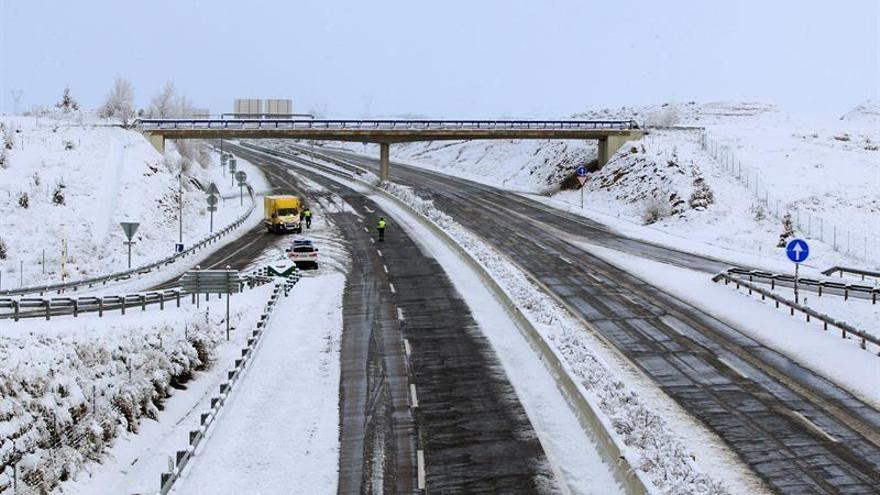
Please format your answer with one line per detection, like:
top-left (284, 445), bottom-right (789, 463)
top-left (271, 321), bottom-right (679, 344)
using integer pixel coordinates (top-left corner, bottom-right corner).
top-left (52, 182), bottom-right (66, 205)
top-left (776, 212), bottom-right (795, 247)
top-left (641, 194), bottom-right (673, 224)
top-left (18, 191), bottom-right (29, 209)
top-left (55, 86), bottom-right (80, 113)
top-left (0, 314), bottom-right (223, 494)
top-left (688, 178), bottom-right (715, 210)
top-left (0, 237), bottom-right (7, 259)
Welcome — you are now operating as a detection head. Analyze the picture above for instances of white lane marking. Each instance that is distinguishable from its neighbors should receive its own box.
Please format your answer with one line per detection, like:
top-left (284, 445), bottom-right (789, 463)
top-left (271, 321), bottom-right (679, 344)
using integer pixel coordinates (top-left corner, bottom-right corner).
top-left (377, 249), bottom-right (383, 257)
top-left (403, 338), bottom-right (411, 356)
top-left (718, 357), bottom-right (749, 380)
top-left (389, 283), bottom-right (396, 294)
top-left (364, 206), bottom-right (375, 213)
top-left (410, 383), bottom-right (419, 408)
top-left (363, 227), bottom-right (369, 233)
top-left (559, 256), bottom-right (573, 265)
top-left (383, 264), bottom-right (389, 274)
top-left (791, 411), bottom-right (838, 443)
top-left (397, 307), bottom-right (405, 321)
top-left (417, 450), bottom-right (426, 489)
top-left (370, 238), bottom-right (375, 244)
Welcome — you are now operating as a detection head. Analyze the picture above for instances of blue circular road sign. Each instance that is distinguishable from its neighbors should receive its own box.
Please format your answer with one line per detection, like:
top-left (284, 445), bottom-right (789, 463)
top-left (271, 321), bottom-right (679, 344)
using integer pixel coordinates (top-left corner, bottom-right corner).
top-left (576, 166), bottom-right (588, 177)
top-left (785, 238), bottom-right (809, 263)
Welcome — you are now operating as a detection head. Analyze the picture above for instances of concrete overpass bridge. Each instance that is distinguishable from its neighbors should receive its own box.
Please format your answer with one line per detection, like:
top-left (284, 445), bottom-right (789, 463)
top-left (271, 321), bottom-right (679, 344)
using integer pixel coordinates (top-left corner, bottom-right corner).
top-left (136, 118), bottom-right (643, 179)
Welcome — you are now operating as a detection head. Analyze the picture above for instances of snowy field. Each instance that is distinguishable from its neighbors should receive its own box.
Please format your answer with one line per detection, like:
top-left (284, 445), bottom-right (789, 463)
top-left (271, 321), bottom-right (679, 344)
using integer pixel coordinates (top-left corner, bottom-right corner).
top-left (0, 114), bottom-right (267, 291)
top-left (328, 101), bottom-right (880, 272)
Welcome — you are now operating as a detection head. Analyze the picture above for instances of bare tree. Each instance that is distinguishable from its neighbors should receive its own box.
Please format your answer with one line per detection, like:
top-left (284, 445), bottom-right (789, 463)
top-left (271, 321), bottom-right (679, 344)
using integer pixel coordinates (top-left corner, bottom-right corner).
top-left (148, 82), bottom-right (177, 118)
top-left (99, 78), bottom-right (136, 126)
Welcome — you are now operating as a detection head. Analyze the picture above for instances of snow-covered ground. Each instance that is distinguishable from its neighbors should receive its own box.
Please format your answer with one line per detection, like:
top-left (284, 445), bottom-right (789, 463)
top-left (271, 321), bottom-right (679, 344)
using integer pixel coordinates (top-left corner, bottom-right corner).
top-left (0, 114), bottom-right (266, 291)
top-left (325, 101), bottom-right (880, 272)
top-left (581, 242), bottom-right (880, 411)
top-left (173, 275), bottom-right (343, 495)
top-left (0, 283), bottom-right (275, 495)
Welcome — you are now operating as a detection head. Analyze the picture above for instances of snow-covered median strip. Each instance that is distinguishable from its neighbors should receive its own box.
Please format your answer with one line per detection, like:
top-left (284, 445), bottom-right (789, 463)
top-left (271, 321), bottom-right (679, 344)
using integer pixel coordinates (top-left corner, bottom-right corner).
top-left (377, 182), bottom-right (732, 495)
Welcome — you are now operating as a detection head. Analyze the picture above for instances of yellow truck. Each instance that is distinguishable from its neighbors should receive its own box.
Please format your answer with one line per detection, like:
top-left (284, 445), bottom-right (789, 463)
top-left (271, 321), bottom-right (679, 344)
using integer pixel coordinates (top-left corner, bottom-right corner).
top-left (264, 195), bottom-right (303, 233)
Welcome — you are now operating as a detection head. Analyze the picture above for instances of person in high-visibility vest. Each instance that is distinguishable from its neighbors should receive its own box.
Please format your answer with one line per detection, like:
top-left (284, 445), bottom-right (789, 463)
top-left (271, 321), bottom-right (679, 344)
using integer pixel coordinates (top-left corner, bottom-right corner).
top-left (303, 207), bottom-right (313, 229)
top-left (377, 217), bottom-right (387, 242)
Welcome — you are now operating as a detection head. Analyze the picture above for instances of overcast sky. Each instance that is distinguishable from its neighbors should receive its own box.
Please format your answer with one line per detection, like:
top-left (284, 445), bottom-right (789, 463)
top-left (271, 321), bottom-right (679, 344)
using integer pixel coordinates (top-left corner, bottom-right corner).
top-left (1, 0), bottom-right (878, 118)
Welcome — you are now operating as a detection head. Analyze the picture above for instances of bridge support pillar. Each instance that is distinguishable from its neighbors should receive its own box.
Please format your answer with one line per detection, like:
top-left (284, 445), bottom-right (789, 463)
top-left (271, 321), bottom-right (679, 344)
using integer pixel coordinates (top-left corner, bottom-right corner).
top-left (379, 142), bottom-right (390, 181)
top-left (597, 131), bottom-right (641, 167)
top-left (146, 133), bottom-right (165, 154)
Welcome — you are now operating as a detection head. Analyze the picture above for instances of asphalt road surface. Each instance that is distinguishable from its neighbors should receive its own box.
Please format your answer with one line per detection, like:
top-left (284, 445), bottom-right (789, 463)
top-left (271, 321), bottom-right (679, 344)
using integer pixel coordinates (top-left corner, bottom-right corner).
top-left (276, 144), bottom-right (880, 495)
top-left (216, 144), bottom-right (562, 494)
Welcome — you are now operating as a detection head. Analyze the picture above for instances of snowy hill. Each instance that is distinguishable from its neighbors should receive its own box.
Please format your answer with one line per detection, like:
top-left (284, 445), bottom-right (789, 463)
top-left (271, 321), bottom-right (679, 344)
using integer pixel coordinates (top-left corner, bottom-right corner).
top-left (840, 100), bottom-right (880, 123)
top-left (0, 115), bottom-right (261, 289)
top-left (328, 101), bottom-right (880, 269)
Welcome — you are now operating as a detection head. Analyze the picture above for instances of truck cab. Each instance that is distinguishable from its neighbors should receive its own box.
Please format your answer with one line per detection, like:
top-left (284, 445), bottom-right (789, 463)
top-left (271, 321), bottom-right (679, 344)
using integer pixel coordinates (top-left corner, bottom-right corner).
top-left (264, 195), bottom-right (303, 233)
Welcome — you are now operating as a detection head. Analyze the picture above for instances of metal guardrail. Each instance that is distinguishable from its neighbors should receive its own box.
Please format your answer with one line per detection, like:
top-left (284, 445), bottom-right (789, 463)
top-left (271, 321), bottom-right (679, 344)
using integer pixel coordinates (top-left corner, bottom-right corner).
top-left (0, 289), bottom-right (182, 321)
top-left (0, 185), bottom-right (256, 297)
top-left (713, 272), bottom-right (880, 354)
top-left (155, 275), bottom-right (297, 494)
top-left (726, 267), bottom-right (879, 303)
top-left (821, 266), bottom-right (880, 281)
top-left (136, 118), bottom-right (640, 131)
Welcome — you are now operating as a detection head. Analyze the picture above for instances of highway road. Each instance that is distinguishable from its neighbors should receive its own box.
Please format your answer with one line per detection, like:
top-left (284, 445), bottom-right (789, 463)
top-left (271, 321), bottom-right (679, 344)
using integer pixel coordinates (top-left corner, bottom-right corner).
top-left (170, 144), bottom-right (563, 494)
top-left (271, 143), bottom-right (880, 495)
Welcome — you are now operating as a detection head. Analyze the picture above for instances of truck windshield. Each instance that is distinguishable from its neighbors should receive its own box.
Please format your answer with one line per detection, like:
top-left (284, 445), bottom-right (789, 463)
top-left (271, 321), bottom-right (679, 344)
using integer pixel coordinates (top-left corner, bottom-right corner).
top-left (277, 208), bottom-right (298, 216)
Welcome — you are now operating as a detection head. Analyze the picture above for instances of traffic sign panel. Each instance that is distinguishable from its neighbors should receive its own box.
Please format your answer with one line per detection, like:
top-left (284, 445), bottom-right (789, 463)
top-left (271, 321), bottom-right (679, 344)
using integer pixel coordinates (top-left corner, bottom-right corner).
top-left (119, 222), bottom-right (140, 241)
top-left (576, 166), bottom-right (588, 177)
top-left (235, 171), bottom-right (247, 184)
top-left (207, 205), bottom-right (218, 212)
top-left (206, 194), bottom-right (218, 206)
top-left (577, 175), bottom-right (588, 186)
top-left (206, 182), bottom-right (220, 195)
top-left (786, 238), bottom-right (810, 263)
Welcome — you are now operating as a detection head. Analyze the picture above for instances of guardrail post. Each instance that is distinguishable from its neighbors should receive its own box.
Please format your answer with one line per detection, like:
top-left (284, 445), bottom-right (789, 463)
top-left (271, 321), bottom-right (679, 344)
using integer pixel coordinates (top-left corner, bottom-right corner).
top-left (13, 300), bottom-right (19, 321)
top-left (160, 293), bottom-right (165, 310)
top-left (98, 298), bottom-right (104, 317)
top-left (121, 297), bottom-right (126, 315)
top-left (45, 299), bottom-right (50, 320)
top-left (141, 294), bottom-right (147, 311)
top-left (73, 299), bottom-right (78, 317)
top-left (177, 291), bottom-right (181, 308)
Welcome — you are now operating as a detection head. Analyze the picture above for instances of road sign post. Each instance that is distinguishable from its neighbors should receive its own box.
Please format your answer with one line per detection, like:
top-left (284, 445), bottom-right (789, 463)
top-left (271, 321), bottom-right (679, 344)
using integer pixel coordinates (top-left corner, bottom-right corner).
top-left (785, 238), bottom-right (810, 303)
top-left (206, 183), bottom-right (220, 232)
top-left (178, 268), bottom-right (241, 340)
top-left (235, 171), bottom-right (247, 206)
top-left (576, 166), bottom-right (588, 210)
top-left (228, 158), bottom-right (237, 187)
top-left (119, 222), bottom-right (140, 269)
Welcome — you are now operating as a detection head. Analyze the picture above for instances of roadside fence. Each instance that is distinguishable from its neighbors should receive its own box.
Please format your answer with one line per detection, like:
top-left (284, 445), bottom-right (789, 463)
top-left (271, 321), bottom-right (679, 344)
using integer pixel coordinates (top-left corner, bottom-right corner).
top-left (700, 131), bottom-right (880, 267)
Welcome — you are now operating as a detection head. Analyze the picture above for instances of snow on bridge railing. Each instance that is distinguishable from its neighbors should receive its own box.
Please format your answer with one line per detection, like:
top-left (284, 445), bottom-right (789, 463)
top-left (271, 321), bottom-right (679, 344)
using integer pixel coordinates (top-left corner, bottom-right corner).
top-left (135, 118), bottom-right (641, 132)
top-left (0, 185), bottom-right (257, 298)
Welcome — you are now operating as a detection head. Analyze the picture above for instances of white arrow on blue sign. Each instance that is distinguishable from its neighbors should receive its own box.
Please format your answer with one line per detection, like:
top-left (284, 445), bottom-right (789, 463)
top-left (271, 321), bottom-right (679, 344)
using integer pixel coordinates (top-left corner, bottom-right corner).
top-left (785, 238), bottom-right (810, 263)
top-left (576, 166), bottom-right (588, 177)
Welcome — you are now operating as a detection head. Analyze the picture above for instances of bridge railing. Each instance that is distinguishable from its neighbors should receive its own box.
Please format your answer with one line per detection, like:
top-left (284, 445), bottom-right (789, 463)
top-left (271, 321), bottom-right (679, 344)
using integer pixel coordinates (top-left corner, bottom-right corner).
top-left (136, 118), bottom-right (640, 131)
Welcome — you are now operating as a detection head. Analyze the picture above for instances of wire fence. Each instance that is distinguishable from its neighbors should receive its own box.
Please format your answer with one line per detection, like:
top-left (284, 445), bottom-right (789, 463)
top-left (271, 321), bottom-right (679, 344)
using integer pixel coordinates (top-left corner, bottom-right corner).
top-left (700, 131), bottom-right (880, 267)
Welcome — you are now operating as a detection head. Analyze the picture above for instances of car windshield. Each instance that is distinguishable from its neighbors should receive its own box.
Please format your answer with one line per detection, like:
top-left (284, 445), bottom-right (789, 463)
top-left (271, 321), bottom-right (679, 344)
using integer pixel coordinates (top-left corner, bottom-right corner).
top-left (277, 208), bottom-right (298, 216)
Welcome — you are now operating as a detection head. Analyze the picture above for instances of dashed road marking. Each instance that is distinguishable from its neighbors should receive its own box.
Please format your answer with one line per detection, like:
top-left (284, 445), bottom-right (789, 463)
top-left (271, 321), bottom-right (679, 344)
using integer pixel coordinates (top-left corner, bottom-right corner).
top-left (417, 450), bottom-right (426, 489)
top-left (377, 249), bottom-right (383, 257)
top-left (389, 283), bottom-right (396, 294)
top-left (718, 357), bottom-right (749, 380)
top-left (559, 256), bottom-right (573, 265)
top-left (410, 383), bottom-right (419, 408)
top-left (397, 307), bottom-right (405, 321)
top-left (403, 337), bottom-right (411, 356)
top-left (363, 227), bottom-right (369, 233)
top-left (370, 238), bottom-right (375, 244)
top-left (383, 264), bottom-right (389, 274)
top-left (791, 411), bottom-right (838, 443)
